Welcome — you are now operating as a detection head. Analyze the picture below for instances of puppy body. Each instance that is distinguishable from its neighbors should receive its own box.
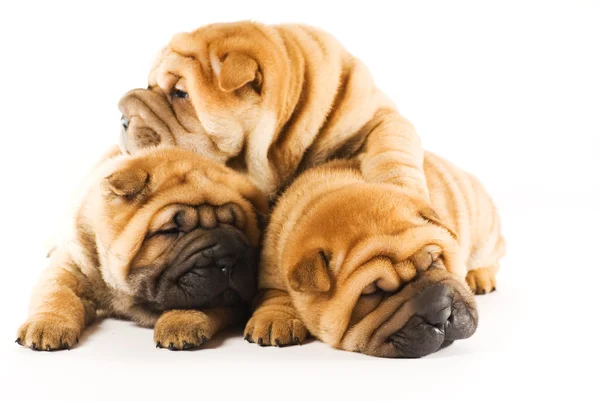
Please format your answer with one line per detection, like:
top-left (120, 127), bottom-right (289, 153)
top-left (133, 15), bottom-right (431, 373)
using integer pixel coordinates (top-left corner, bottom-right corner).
top-left (120, 21), bottom-right (428, 202)
top-left (424, 153), bottom-right (505, 289)
top-left (246, 152), bottom-right (504, 357)
top-left (17, 147), bottom-right (267, 351)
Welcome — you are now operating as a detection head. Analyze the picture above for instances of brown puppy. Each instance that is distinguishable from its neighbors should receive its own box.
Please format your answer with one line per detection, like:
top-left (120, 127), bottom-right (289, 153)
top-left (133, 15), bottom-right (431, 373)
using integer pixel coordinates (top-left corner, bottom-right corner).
top-left (244, 152), bottom-right (505, 357)
top-left (118, 21), bottom-right (429, 202)
top-left (16, 147), bottom-right (267, 351)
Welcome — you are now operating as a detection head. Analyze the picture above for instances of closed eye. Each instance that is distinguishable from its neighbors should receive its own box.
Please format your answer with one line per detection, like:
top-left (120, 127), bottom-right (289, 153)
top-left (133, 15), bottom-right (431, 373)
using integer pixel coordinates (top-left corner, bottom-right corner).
top-left (171, 89), bottom-right (189, 99)
top-left (154, 227), bottom-right (180, 236)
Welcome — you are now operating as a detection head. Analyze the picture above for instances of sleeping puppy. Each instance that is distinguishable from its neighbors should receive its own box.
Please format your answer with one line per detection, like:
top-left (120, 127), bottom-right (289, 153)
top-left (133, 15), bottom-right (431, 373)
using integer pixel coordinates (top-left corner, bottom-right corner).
top-left (244, 153), bottom-right (505, 357)
top-left (118, 21), bottom-right (429, 202)
top-left (16, 147), bottom-right (267, 351)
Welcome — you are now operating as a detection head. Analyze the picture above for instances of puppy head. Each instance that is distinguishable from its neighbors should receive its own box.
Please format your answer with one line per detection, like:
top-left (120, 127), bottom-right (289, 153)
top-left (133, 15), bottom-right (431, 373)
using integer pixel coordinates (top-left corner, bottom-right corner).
top-left (88, 147), bottom-right (268, 311)
top-left (281, 184), bottom-right (477, 357)
top-left (118, 22), bottom-right (294, 192)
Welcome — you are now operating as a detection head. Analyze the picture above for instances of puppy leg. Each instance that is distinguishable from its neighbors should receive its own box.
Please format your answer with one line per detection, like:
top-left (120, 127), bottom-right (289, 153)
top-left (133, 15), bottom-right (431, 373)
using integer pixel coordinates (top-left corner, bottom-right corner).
top-left (154, 306), bottom-right (246, 350)
top-left (466, 266), bottom-right (498, 295)
top-left (17, 263), bottom-right (96, 351)
top-left (244, 289), bottom-right (308, 347)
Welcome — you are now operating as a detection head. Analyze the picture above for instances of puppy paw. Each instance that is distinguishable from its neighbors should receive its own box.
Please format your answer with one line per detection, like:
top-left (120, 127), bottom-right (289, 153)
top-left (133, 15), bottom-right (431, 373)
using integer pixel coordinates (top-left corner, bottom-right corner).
top-left (16, 313), bottom-right (81, 351)
top-left (154, 310), bottom-right (214, 350)
top-left (244, 312), bottom-right (308, 347)
top-left (198, 203), bottom-right (246, 230)
top-left (466, 267), bottom-right (497, 295)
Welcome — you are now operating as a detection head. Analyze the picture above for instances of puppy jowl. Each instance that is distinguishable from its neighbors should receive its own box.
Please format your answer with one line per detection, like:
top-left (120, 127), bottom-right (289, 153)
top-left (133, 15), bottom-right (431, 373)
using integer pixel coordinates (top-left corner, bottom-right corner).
top-left (16, 147), bottom-right (267, 351)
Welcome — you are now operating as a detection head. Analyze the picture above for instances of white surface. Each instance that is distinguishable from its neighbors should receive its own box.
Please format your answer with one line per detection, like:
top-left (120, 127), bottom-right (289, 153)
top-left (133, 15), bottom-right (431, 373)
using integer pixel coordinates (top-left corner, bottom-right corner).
top-left (0, 1), bottom-right (598, 400)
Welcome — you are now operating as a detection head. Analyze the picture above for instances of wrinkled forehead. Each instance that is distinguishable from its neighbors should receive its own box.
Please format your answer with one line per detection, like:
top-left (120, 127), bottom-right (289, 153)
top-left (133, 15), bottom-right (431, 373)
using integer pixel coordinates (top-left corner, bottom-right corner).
top-left (97, 150), bottom-right (236, 214)
top-left (148, 51), bottom-right (203, 95)
top-left (299, 188), bottom-right (423, 246)
top-left (130, 148), bottom-right (230, 177)
top-left (148, 29), bottom-right (221, 86)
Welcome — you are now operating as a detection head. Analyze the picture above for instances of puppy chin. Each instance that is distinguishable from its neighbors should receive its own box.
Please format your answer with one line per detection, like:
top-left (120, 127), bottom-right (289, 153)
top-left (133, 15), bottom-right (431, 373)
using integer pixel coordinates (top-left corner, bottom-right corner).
top-left (130, 226), bottom-right (257, 311)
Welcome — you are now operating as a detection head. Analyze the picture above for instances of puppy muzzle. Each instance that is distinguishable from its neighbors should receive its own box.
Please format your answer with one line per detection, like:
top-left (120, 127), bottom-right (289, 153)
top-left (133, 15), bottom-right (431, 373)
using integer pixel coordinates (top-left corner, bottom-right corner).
top-left (360, 275), bottom-right (478, 358)
top-left (118, 88), bottom-right (178, 154)
top-left (385, 282), bottom-right (478, 358)
top-left (132, 226), bottom-right (257, 311)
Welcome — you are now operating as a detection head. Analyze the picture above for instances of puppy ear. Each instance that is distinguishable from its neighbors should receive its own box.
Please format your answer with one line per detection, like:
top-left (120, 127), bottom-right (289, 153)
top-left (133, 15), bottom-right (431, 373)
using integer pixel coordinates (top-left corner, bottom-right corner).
top-left (419, 207), bottom-right (458, 239)
top-left (218, 53), bottom-right (260, 92)
top-left (288, 251), bottom-right (331, 293)
top-left (104, 166), bottom-right (149, 197)
top-left (411, 244), bottom-right (443, 271)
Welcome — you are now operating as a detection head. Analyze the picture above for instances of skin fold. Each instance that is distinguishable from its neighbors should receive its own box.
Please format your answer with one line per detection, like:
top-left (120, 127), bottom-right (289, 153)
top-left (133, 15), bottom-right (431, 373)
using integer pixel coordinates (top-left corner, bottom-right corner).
top-left (244, 152), bottom-right (505, 357)
top-left (16, 147), bottom-right (268, 351)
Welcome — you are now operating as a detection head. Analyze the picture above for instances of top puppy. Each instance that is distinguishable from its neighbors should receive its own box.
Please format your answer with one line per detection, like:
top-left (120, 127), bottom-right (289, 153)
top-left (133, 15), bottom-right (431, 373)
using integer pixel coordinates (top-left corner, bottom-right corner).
top-left (119, 21), bottom-right (428, 201)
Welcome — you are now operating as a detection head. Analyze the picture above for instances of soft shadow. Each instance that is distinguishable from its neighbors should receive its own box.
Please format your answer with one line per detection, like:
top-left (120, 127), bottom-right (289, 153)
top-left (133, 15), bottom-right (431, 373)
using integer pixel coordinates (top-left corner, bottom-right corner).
top-left (198, 326), bottom-right (244, 350)
top-left (424, 341), bottom-right (481, 359)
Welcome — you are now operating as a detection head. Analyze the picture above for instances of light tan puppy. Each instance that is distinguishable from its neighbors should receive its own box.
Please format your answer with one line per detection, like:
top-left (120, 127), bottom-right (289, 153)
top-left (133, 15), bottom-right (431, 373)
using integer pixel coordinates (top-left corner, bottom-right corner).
top-left (245, 152), bottom-right (505, 357)
top-left (16, 147), bottom-right (267, 351)
top-left (119, 21), bottom-right (428, 202)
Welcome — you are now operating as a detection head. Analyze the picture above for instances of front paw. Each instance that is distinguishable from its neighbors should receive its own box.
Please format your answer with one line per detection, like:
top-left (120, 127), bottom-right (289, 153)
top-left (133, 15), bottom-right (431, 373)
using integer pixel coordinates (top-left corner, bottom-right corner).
top-left (244, 312), bottom-right (307, 347)
top-left (16, 313), bottom-right (81, 351)
top-left (154, 310), bottom-right (214, 350)
top-left (466, 267), bottom-right (497, 295)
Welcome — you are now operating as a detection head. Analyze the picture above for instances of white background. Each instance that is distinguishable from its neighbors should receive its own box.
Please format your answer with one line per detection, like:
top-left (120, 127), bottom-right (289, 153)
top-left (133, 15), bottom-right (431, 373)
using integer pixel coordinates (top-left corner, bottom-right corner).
top-left (1, 1), bottom-right (598, 400)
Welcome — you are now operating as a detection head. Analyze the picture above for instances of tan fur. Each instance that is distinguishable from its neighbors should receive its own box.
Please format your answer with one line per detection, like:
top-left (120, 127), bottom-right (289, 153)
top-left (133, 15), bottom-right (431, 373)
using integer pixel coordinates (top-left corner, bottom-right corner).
top-left (17, 147), bottom-right (267, 351)
top-left (119, 21), bottom-right (428, 202)
top-left (154, 307), bottom-right (246, 349)
top-left (245, 152), bottom-right (504, 355)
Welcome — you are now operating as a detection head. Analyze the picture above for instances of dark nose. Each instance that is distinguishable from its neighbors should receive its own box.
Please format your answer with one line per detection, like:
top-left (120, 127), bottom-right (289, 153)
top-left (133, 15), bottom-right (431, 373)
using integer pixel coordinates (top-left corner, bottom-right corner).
top-left (382, 275), bottom-right (478, 358)
top-left (120, 115), bottom-right (129, 131)
top-left (148, 226), bottom-right (257, 310)
top-left (413, 281), bottom-right (478, 342)
top-left (414, 283), bottom-right (453, 326)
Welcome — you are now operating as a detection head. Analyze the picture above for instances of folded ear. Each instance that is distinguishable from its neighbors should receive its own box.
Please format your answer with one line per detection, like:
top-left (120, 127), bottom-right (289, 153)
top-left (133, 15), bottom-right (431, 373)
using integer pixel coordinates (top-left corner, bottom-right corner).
top-left (218, 53), bottom-right (261, 92)
top-left (103, 166), bottom-right (149, 197)
top-left (288, 251), bottom-right (331, 293)
top-left (419, 207), bottom-right (458, 239)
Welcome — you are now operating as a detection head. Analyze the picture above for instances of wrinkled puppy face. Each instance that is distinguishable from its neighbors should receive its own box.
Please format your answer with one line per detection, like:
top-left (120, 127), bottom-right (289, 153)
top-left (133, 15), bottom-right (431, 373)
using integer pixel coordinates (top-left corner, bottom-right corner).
top-left (118, 22), bottom-right (288, 178)
top-left (282, 184), bottom-right (477, 358)
top-left (91, 147), bottom-right (268, 311)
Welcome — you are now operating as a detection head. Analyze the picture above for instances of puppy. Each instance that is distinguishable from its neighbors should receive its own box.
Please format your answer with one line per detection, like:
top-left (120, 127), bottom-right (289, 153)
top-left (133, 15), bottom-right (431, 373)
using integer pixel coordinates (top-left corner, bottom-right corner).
top-left (16, 147), bottom-right (267, 351)
top-left (119, 21), bottom-right (429, 202)
top-left (244, 153), bottom-right (505, 357)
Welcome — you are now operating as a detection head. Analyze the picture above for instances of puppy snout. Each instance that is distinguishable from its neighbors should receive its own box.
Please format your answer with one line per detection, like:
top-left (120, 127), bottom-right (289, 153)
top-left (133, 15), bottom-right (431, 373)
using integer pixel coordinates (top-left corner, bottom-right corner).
top-left (135, 226), bottom-right (258, 310)
top-left (118, 88), bottom-right (176, 153)
top-left (413, 281), bottom-right (478, 342)
top-left (386, 281), bottom-right (478, 358)
top-left (414, 283), bottom-right (453, 327)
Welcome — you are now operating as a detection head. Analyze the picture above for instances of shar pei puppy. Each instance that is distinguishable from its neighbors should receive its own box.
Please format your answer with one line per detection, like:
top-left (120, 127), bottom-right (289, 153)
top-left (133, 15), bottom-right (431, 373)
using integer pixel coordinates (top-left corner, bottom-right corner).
top-left (244, 152), bottom-right (505, 357)
top-left (16, 147), bottom-right (267, 351)
top-left (118, 21), bottom-right (429, 202)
